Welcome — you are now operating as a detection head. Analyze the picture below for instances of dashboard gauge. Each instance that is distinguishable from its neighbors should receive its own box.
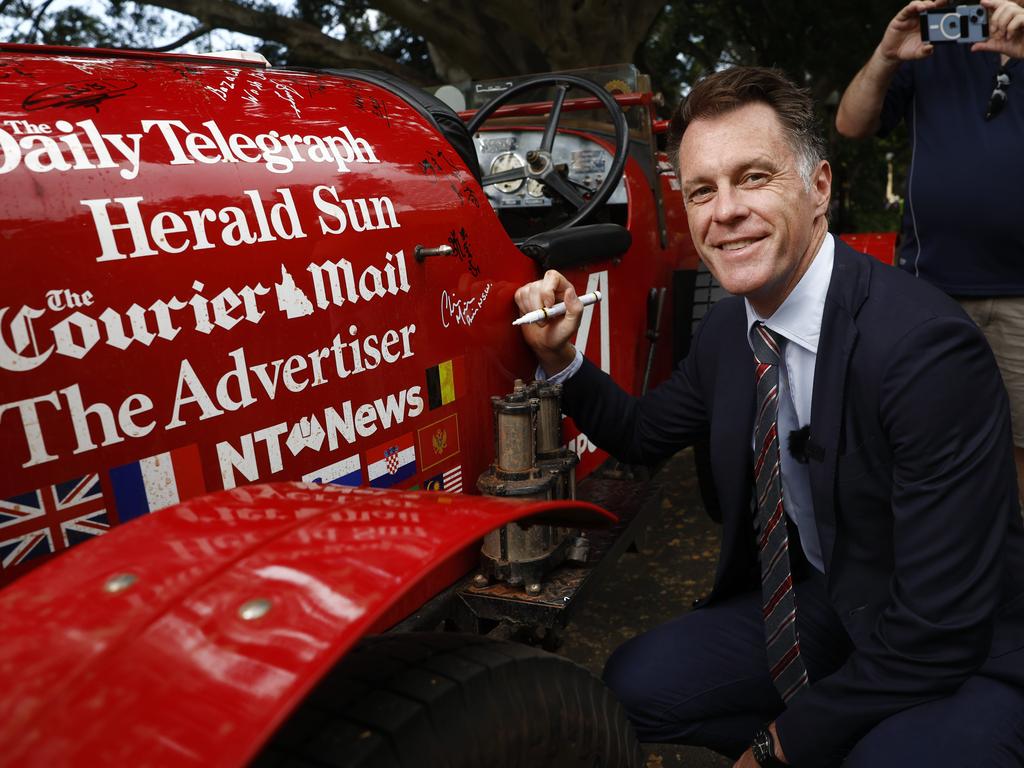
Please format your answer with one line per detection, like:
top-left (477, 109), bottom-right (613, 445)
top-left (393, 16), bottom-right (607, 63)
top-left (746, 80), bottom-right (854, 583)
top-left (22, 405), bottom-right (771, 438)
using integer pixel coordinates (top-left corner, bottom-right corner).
top-left (489, 152), bottom-right (525, 193)
top-left (526, 179), bottom-right (547, 198)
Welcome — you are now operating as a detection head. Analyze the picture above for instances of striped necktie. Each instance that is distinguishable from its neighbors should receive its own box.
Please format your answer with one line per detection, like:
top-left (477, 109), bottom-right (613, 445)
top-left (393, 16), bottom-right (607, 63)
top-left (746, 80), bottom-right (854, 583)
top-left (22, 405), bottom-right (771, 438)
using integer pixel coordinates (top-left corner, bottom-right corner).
top-left (751, 322), bottom-right (809, 703)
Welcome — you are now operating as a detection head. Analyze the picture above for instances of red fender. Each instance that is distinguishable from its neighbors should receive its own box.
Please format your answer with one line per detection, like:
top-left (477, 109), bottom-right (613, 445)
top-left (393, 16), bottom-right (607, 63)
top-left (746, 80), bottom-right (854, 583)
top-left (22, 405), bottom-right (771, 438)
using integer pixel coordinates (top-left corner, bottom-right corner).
top-left (0, 484), bottom-right (614, 766)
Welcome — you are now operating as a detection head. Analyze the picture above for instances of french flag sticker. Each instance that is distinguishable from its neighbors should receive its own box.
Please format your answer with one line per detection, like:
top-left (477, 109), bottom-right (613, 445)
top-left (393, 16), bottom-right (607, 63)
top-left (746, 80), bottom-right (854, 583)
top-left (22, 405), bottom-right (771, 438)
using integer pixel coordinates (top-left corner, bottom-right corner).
top-left (110, 445), bottom-right (206, 522)
top-left (366, 432), bottom-right (417, 488)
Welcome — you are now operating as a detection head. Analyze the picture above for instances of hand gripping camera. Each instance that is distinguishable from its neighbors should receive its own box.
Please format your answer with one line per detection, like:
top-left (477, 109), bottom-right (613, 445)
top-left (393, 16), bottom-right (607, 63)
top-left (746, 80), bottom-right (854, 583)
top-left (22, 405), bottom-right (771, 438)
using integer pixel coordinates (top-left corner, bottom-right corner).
top-left (920, 4), bottom-right (989, 44)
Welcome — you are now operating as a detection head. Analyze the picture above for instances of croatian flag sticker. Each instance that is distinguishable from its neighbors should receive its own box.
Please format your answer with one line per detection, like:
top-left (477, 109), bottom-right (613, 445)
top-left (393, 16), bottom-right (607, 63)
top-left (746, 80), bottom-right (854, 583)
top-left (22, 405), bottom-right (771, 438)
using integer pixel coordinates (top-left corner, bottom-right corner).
top-left (366, 432), bottom-right (417, 488)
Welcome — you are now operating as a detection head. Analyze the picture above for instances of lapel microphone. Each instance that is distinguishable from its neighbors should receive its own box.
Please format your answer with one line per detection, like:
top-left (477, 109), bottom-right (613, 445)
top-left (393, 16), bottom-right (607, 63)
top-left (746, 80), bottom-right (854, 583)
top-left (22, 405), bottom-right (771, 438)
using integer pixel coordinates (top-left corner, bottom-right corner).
top-left (788, 425), bottom-right (824, 463)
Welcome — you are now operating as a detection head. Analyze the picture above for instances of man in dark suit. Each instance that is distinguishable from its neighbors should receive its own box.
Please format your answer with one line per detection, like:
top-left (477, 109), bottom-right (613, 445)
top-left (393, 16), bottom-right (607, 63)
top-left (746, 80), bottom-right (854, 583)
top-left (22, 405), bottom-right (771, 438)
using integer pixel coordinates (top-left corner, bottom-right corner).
top-left (514, 67), bottom-right (1024, 767)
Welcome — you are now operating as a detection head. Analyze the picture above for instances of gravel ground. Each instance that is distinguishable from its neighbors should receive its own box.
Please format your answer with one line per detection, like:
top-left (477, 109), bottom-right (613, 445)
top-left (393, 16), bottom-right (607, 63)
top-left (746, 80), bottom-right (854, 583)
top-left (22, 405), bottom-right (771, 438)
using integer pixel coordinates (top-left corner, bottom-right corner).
top-left (560, 448), bottom-right (732, 768)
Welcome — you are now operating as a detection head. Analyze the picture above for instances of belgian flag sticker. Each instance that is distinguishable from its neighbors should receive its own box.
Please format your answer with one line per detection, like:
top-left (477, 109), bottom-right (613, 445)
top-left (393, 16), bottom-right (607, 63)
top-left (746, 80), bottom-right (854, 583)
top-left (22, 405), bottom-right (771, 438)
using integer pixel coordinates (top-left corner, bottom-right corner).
top-left (425, 355), bottom-right (465, 410)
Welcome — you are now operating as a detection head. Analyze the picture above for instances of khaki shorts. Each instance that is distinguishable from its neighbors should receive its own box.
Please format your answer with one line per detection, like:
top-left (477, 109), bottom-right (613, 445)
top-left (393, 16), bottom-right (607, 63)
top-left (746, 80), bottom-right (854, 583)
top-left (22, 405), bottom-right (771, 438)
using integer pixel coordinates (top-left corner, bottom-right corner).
top-left (958, 297), bottom-right (1024, 447)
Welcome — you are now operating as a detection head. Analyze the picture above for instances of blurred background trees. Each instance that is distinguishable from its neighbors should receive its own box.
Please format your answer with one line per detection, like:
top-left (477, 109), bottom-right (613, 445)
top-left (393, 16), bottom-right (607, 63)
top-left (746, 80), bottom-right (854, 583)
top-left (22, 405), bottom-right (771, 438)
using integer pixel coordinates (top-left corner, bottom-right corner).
top-left (0, 0), bottom-right (908, 232)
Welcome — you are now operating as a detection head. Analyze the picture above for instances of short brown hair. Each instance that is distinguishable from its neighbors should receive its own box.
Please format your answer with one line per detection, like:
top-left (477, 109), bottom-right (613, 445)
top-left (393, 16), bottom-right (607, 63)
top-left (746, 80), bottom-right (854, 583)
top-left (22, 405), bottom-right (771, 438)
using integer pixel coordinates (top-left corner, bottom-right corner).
top-left (668, 66), bottom-right (826, 184)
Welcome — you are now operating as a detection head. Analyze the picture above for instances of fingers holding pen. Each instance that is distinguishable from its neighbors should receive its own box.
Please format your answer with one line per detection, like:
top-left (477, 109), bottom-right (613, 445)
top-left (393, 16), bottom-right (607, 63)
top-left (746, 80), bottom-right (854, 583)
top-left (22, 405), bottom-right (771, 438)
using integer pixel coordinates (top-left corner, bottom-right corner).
top-left (514, 269), bottom-right (574, 326)
top-left (540, 269), bottom-right (572, 307)
top-left (560, 283), bottom-right (584, 327)
top-left (512, 271), bottom-right (583, 374)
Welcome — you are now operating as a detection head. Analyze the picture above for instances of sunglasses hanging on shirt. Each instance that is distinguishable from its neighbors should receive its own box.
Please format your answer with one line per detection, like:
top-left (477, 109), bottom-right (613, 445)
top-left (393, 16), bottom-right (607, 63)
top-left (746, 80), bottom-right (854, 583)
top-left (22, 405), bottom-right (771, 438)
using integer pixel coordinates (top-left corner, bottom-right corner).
top-left (985, 64), bottom-right (1011, 121)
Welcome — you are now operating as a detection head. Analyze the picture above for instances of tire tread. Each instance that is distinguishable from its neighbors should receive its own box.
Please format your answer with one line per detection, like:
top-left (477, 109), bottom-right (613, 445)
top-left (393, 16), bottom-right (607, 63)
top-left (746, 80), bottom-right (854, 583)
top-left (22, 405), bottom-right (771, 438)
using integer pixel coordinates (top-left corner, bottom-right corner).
top-left (256, 633), bottom-right (643, 768)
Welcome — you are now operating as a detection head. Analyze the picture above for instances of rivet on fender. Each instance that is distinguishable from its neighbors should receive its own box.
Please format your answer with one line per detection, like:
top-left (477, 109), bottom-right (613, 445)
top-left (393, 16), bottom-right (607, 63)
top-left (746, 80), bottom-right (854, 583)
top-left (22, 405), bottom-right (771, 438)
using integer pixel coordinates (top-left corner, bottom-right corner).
top-left (238, 598), bottom-right (273, 621)
top-left (103, 573), bottom-right (138, 593)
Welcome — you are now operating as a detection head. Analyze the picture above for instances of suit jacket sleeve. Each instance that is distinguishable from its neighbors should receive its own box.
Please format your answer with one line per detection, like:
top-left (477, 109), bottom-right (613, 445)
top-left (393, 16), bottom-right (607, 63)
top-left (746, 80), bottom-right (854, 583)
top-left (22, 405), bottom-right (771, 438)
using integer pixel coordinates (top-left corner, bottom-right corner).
top-left (559, 306), bottom-right (715, 464)
top-left (776, 314), bottom-right (1016, 765)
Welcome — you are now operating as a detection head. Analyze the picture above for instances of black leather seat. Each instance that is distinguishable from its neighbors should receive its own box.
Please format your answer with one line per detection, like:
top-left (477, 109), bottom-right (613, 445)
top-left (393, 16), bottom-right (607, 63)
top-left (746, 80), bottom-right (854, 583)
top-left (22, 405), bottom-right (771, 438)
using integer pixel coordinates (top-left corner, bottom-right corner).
top-left (331, 69), bottom-right (482, 183)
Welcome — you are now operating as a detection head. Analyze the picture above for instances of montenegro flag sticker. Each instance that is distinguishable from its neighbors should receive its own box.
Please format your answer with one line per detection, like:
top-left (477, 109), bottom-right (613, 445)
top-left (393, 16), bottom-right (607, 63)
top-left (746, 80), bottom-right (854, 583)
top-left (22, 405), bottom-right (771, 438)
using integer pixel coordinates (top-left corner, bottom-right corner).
top-left (416, 413), bottom-right (461, 472)
top-left (425, 355), bottom-right (465, 410)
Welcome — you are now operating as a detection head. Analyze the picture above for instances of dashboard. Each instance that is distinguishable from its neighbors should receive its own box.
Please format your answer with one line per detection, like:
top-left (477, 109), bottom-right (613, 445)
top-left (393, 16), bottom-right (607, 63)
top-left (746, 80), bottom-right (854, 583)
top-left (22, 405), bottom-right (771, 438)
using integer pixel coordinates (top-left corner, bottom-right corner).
top-left (473, 130), bottom-right (628, 209)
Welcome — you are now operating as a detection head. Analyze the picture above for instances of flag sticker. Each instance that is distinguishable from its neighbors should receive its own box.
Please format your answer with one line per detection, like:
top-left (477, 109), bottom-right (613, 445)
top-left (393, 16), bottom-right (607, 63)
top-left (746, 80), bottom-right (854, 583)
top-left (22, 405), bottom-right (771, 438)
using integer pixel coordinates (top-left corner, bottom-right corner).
top-left (424, 465), bottom-right (464, 493)
top-left (416, 413), bottom-right (461, 472)
top-left (443, 466), bottom-right (463, 493)
top-left (366, 432), bottom-right (417, 488)
top-left (303, 454), bottom-right (362, 486)
top-left (60, 507), bottom-right (111, 548)
top-left (0, 473), bottom-right (107, 571)
top-left (0, 489), bottom-right (48, 530)
top-left (425, 356), bottom-right (465, 410)
top-left (0, 529), bottom-right (53, 570)
top-left (111, 444), bottom-right (206, 522)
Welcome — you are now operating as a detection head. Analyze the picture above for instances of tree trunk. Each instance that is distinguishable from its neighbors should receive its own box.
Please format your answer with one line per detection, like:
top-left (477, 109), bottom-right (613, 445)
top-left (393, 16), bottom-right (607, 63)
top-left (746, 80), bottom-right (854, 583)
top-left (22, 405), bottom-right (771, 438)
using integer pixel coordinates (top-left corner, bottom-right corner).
top-left (144, 0), bottom-right (666, 83)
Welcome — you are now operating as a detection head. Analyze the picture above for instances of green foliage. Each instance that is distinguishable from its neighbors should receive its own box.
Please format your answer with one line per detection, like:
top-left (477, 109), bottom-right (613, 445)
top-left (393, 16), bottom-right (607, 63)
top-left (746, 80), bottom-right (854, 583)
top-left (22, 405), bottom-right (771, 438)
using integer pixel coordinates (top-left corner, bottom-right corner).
top-left (2, 0), bottom-right (203, 50)
top-left (291, 0), bottom-right (432, 76)
top-left (34, 6), bottom-right (111, 45)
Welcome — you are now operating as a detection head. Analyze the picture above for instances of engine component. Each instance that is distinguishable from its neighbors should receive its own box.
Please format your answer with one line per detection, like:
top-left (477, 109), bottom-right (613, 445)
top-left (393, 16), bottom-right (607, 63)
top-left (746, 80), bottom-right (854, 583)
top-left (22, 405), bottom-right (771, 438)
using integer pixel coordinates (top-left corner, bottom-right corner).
top-left (531, 380), bottom-right (578, 500)
top-left (476, 379), bottom-right (583, 592)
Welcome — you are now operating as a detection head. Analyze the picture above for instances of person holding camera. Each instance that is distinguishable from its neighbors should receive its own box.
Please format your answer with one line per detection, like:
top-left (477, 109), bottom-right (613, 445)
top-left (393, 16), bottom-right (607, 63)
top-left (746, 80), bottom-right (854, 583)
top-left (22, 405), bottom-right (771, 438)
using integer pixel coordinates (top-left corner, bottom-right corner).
top-left (517, 65), bottom-right (1024, 767)
top-left (836, 0), bottom-right (1024, 504)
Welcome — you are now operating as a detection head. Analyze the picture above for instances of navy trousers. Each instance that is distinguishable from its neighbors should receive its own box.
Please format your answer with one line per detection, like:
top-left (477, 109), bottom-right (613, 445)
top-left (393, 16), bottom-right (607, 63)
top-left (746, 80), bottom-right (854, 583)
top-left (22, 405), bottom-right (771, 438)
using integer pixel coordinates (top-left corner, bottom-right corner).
top-left (602, 573), bottom-right (1024, 766)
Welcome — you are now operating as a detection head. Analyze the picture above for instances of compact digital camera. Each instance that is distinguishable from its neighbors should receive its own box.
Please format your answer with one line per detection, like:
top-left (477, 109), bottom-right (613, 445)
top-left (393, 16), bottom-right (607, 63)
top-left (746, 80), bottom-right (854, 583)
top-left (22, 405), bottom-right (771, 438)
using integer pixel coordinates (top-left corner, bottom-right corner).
top-left (920, 4), bottom-right (989, 43)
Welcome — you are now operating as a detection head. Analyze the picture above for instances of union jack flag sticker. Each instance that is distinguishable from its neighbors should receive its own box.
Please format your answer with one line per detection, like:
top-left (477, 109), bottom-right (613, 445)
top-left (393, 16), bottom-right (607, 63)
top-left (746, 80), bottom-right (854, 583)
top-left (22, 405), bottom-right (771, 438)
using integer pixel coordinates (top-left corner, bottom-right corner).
top-left (0, 474), bottom-right (109, 571)
top-left (0, 528), bottom-right (53, 571)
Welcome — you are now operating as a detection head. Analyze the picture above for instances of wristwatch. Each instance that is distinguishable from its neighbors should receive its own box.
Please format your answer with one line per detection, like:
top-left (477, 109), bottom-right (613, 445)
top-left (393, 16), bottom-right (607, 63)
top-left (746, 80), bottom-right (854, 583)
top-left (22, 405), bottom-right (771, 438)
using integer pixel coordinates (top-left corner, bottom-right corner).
top-left (751, 727), bottom-right (784, 767)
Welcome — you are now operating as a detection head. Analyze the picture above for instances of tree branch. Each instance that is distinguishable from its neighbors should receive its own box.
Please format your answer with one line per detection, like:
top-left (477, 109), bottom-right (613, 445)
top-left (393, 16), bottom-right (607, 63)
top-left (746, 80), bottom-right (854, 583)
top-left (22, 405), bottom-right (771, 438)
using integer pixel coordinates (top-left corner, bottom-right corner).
top-left (143, 0), bottom-right (430, 83)
top-left (147, 23), bottom-right (211, 52)
top-left (28, 0), bottom-right (56, 40)
top-left (373, 0), bottom-right (522, 76)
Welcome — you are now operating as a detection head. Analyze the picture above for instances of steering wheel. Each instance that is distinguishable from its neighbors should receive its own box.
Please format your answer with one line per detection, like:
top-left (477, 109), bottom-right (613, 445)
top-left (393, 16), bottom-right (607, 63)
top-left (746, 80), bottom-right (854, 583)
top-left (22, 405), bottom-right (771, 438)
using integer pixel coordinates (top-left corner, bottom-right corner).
top-left (465, 74), bottom-right (630, 231)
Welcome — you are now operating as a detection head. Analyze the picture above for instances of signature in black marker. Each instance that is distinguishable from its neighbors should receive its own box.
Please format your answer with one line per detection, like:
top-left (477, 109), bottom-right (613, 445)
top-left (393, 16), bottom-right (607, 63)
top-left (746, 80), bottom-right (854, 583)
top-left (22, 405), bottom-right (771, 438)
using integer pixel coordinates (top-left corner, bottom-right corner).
top-left (447, 227), bottom-right (481, 277)
top-left (352, 93), bottom-right (390, 126)
top-left (24, 78), bottom-right (137, 112)
top-left (0, 63), bottom-right (35, 81)
top-left (419, 149), bottom-right (463, 183)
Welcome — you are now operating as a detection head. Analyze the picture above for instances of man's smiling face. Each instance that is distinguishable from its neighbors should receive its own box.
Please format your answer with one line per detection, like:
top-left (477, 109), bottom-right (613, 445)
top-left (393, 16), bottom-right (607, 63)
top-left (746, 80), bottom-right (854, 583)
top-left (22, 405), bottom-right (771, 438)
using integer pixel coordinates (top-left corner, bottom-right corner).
top-left (678, 101), bottom-right (831, 317)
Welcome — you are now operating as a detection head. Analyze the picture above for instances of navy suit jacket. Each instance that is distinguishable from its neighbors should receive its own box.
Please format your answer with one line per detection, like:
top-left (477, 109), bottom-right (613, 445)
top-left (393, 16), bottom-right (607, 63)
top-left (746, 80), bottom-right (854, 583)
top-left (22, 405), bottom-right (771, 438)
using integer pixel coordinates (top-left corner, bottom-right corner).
top-left (562, 241), bottom-right (1024, 765)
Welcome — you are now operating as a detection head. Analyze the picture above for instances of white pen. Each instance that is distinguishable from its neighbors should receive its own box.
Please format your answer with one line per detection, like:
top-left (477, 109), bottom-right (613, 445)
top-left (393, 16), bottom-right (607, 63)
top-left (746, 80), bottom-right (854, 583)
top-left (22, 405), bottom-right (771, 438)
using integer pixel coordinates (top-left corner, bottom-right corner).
top-left (512, 290), bottom-right (602, 326)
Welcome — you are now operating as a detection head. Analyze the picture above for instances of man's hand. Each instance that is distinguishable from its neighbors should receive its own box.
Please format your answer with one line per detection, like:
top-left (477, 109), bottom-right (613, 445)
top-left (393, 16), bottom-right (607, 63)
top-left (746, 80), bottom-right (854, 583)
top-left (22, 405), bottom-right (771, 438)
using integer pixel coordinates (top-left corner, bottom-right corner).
top-left (733, 749), bottom-right (762, 768)
top-left (878, 0), bottom-right (946, 64)
top-left (733, 722), bottom-right (788, 767)
top-left (836, 0), bottom-right (945, 138)
top-left (513, 269), bottom-right (583, 376)
top-left (974, 0), bottom-right (1024, 58)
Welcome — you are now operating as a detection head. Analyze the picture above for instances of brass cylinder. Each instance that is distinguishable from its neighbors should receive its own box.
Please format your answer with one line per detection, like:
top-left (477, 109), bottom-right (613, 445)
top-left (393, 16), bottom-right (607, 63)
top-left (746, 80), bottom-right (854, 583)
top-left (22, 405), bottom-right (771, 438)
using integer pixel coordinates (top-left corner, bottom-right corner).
top-left (533, 381), bottom-right (563, 458)
top-left (493, 398), bottom-right (536, 474)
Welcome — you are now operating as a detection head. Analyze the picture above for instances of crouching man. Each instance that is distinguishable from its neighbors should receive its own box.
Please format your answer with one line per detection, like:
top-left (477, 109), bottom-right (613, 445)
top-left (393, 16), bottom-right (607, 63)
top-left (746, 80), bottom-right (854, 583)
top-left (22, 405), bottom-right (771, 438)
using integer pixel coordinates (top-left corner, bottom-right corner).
top-left (514, 67), bottom-right (1024, 767)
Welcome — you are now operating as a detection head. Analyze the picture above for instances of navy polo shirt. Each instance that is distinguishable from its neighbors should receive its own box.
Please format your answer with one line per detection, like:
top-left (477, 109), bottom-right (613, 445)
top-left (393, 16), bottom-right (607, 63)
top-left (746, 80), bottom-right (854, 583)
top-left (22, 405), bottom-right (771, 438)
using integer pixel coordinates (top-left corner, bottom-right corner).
top-left (880, 46), bottom-right (1024, 296)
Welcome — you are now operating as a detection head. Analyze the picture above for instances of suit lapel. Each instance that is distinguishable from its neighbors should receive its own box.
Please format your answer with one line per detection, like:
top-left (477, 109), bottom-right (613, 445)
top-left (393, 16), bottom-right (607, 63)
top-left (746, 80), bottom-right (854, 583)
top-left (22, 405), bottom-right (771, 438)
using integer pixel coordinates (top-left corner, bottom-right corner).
top-left (809, 241), bottom-right (870, 574)
top-left (719, 314), bottom-right (756, 484)
top-left (711, 302), bottom-right (759, 593)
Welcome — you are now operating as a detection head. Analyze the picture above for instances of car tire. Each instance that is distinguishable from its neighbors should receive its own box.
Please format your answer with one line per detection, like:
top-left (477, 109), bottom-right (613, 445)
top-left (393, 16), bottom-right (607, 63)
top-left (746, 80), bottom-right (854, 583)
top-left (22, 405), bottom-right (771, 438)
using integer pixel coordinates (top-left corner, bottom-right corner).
top-left (253, 632), bottom-right (644, 768)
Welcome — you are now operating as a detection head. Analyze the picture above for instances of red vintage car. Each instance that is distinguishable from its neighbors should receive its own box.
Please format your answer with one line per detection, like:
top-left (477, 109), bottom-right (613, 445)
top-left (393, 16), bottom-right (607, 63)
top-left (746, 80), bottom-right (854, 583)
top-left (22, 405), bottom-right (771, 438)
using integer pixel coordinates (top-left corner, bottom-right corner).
top-left (0, 45), bottom-right (708, 766)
